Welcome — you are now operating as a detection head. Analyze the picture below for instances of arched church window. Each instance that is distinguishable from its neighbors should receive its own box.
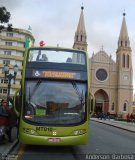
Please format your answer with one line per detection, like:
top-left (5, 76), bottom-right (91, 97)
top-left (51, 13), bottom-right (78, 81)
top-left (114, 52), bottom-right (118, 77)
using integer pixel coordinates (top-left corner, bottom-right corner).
top-left (76, 35), bottom-right (78, 41)
top-left (123, 103), bottom-right (127, 111)
top-left (81, 35), bottom-right (83, 41)
top-left (127, 55), bottom-right (129, 68)
top-left (111, 103), bottom-right (114, 111)
top-left (122, 54), bottom-right (125, 68)
top-left (121, 41), bottom-right (123, 46)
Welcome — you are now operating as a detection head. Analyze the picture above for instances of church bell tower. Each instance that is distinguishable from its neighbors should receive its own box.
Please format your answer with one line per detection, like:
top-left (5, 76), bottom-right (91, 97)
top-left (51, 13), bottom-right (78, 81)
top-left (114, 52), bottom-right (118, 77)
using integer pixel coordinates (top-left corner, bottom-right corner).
top-left (116, 13), bottom-right (133, 114)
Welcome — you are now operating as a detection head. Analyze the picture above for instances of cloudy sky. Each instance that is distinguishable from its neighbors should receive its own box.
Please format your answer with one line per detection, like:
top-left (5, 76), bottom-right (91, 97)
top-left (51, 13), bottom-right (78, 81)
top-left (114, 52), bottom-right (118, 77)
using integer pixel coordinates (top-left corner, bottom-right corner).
top-left (1, 0), bottom-right (135, 91)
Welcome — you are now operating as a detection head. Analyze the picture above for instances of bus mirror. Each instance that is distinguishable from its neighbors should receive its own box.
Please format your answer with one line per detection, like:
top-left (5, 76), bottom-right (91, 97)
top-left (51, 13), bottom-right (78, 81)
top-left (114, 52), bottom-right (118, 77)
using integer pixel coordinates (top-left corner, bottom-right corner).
top-left (13, 89), bottom-right (21, 117)
top-left (89, 93), bottom-right (95, 117)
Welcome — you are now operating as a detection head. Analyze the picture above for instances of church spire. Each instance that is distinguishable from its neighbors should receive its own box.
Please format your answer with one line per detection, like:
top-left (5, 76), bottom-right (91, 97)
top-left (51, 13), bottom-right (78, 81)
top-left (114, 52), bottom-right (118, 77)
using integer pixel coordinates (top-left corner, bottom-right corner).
top-left (76, 6), bottom-right (86, 35)
top-left (118, 12), bottom-right (130, 48)
top-left (73, 5), bottom-right (87, 51)
top-left (116, 12), bottom-right (132, 70)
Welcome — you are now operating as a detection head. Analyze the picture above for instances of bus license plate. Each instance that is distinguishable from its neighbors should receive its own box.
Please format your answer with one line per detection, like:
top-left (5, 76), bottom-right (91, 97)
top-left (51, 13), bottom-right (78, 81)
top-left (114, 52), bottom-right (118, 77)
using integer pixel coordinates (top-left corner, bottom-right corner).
top-left (48, 138), bottom-right (61, 142)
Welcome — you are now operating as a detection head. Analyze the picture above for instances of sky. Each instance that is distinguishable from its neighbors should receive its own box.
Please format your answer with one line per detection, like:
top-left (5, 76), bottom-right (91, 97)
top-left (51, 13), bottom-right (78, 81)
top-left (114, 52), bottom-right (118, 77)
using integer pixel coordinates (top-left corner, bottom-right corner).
top-left (0, 0), bottom-right (135, 91)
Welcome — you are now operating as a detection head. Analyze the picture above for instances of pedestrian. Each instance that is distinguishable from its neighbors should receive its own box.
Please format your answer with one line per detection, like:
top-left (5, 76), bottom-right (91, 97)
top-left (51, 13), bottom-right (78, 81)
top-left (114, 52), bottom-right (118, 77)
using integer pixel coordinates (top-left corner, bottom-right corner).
top-left (103, 112), bottom-right (107, 120)
top-left (0, 99), bottom-right (9, 143)
top-left (6, 96), bottom-right (18, 143)
top-left (130, 113), bottom-right (134, 123)
top-left (106, 112), bottom-right (110, 120)
top-left (99, 112), bottom-right (104, 120)
top-left (97, 112), bottom-right (100, 119)
top-left (126, 113), bottom-right (130, 122)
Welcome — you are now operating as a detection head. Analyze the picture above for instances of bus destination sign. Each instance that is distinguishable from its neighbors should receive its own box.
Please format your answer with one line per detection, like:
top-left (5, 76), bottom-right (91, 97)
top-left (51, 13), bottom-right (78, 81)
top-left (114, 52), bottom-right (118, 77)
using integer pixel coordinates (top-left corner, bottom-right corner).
top-left (32, 70), bottom-right (81, 80)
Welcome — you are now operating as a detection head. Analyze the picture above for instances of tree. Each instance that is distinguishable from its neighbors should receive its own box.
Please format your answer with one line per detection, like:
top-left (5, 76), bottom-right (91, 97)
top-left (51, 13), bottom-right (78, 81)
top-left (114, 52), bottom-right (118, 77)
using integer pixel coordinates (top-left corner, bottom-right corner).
top-left (0, 7), bottom-right (12, 32)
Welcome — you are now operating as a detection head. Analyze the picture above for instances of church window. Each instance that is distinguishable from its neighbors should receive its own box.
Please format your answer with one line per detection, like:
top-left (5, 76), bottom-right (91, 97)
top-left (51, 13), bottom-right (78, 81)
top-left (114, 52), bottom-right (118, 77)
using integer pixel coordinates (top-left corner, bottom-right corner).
top-left (127, 55), bottom-right (129, 68)
top-left (81, 35), bottom-right (83, 41)
top-left (76, 35), bottom-right (78, 41)
top-left (111, 103), bottom-right (114, 111)
top-left (121, 41), bottom-right (123, 46)
top-left (123, 103), bottom-right (127, 111)
top-left (125, 41), bottom-right (127, 47)
top-left (96, 68), bottom-right (108, 81)
top-left (122, 54), bottom-right (125, 68)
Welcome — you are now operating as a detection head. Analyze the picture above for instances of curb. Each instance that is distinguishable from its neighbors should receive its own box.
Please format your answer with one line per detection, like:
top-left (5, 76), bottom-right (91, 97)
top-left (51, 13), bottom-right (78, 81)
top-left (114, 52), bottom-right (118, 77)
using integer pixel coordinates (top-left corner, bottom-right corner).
top-left (91, 119), bottom-right (135, 133)
top-left (2, 139), bottom-right (18, 157)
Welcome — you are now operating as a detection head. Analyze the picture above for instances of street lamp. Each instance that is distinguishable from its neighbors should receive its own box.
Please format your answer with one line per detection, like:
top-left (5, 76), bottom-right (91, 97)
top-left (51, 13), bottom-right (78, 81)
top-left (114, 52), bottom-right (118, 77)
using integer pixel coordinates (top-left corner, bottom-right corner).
top-left (3, 63), bottom-right (18, 98)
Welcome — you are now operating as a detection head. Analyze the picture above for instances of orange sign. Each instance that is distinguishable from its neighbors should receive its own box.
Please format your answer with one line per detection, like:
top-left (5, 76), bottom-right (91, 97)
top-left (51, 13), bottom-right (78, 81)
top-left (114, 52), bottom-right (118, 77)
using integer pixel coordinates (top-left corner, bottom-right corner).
top-left (42, 71), bottom-right (78, 79)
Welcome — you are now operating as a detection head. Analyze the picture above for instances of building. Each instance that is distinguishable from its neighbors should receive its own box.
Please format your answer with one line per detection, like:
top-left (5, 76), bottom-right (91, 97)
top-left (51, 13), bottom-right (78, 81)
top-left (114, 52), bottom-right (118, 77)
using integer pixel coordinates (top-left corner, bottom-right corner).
top-left (0, 28), bottom-right (34, 100)
top-left (73, 7), bottom-right (133, 115)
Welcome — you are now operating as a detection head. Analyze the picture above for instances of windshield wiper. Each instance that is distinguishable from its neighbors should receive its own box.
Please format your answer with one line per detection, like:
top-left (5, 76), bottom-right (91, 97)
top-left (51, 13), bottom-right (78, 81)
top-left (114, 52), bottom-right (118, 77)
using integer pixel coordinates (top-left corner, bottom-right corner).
top-left (72, 81), bottom-right (85, 106)
top-left (28, 79), bottom-right (42, 103)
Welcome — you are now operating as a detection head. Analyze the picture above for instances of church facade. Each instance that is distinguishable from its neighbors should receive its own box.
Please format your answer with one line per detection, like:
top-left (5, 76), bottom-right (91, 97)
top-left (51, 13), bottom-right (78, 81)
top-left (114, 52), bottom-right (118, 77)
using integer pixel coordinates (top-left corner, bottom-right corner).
top-left (73, 7), bottom-right (133, 116)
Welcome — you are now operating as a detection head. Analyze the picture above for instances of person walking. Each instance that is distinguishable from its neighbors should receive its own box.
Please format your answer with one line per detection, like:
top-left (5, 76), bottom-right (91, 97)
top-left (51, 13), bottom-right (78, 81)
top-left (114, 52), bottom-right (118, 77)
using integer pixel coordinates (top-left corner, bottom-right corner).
top-left (106, 112), bottom-right (110, 120)
top-left (6, 96), bottom-right (18, 143)
top-left (126, 113), bottom-right (130, 122)
top-left (0, 99), bottom-right (9, 143)
top-left (130, 113), bottom-right (134, 123)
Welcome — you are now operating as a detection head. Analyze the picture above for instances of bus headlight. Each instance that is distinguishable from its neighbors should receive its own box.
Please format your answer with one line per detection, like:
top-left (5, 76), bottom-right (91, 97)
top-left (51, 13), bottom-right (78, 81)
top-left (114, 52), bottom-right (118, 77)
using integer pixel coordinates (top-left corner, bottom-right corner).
top-left (23, 128), bottom-right (38, 135)
top-left (73, 129), bottom-right (86, 136)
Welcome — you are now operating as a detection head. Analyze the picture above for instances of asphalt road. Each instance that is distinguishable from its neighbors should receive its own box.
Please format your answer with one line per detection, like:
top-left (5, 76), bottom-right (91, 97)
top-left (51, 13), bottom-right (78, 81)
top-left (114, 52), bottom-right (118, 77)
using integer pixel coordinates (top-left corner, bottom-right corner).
top-left (78, 121), bottom-right (135, 154)
top-left (10, 121), bottom-right (135, 160)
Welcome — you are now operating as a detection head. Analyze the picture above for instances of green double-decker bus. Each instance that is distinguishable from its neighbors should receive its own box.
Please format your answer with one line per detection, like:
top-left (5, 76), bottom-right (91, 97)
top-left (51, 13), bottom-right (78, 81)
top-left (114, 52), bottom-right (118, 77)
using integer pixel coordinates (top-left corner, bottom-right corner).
top-left (14, 46), bottom-right (94, 145)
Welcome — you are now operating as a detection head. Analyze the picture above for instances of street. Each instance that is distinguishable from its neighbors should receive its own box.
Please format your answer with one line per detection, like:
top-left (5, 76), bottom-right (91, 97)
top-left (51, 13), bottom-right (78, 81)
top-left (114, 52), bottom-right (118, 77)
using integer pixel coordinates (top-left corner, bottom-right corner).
top-left (82, 121), bottom-right (135, 154)
top-left (8, 121), bottom-right (135, 160)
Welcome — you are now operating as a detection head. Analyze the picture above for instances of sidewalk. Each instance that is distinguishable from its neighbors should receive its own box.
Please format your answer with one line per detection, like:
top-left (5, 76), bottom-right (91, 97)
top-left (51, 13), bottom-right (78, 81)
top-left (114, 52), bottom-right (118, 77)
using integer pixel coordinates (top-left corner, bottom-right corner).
top-left (0, 127), bottom-right (18, 156)
top-left (91, 118), bottom-right (135, 132)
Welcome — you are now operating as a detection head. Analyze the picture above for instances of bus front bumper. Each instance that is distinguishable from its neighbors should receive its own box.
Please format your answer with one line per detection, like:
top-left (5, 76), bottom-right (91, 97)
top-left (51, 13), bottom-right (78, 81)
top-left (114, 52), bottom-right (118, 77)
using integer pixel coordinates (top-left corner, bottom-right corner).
top-left (19, 132), bottom-right (88, 145)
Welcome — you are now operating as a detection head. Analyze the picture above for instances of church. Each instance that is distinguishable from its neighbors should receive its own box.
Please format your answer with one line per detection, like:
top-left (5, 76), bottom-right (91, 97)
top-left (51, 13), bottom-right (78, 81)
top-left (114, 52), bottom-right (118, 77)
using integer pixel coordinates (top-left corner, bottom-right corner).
top-left (73, 7), bottom-right (133, 116)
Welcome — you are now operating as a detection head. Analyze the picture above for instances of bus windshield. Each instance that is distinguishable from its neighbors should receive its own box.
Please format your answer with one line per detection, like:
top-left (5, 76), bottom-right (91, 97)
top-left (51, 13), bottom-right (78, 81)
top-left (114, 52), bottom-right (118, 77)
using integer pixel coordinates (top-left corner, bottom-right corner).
top-left (28, 49), bottom-right (86, 65)
top-left (24, 80), bottom-right (86, 125)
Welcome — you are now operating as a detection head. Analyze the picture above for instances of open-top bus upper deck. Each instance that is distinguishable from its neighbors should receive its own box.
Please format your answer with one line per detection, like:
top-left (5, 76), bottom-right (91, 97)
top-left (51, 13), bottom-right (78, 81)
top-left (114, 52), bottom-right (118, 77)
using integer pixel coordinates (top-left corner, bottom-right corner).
top-left (25, 47), bottom-right (88, 80)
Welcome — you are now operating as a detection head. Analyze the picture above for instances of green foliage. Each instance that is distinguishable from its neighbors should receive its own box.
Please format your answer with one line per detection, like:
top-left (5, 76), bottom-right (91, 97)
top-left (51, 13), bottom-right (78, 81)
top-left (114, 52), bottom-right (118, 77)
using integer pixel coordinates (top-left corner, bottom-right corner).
top-left (7, 23), bottom-right (13, 31)
top-left (0, 7), bottom-right (12, 32)
top-left (0, 7), bottom-right (10, 24)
